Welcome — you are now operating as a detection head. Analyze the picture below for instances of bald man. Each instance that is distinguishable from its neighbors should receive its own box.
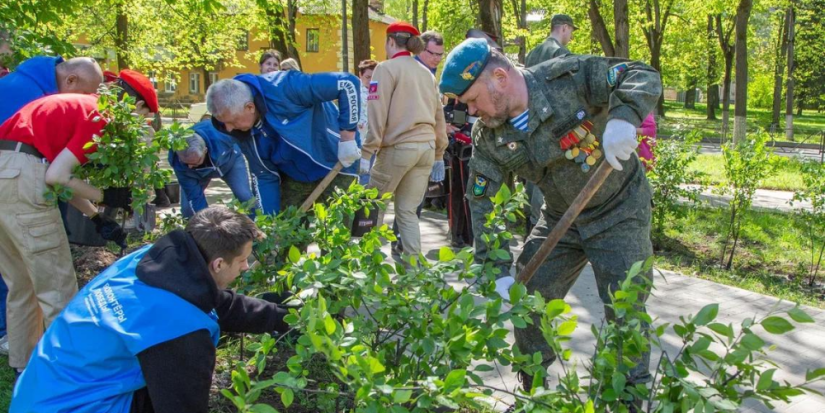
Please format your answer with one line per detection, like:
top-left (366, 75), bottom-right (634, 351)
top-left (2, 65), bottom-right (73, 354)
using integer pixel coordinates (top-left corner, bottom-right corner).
top-left (0, 56), bottom-right (103, 123)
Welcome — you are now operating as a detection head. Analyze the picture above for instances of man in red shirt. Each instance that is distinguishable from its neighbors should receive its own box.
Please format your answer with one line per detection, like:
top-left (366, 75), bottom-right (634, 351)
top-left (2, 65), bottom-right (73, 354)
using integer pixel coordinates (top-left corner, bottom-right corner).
top-left (0, 93), bottom-right (130, 373)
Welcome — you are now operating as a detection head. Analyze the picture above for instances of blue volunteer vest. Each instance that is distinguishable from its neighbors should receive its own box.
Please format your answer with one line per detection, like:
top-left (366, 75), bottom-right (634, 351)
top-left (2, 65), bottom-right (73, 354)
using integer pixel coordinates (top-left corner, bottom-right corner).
top-left (11, 246), bottom-right (221, 413)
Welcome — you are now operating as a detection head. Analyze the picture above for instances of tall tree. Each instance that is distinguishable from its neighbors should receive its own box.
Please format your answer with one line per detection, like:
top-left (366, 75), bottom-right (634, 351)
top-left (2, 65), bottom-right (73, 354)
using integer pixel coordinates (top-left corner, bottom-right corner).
top-left (707, 14), bottom-right (720, 120)
top-left (421, 0), bottom-right (430, 32)
top-left (478, 0), bottom-right (502, 44)
top-left (784, 1), bottom-right (795, 141)
top-left (641, 0), bottom-right (676, 116)
top-left (614, 0), bottom-right (630, 58)
top-left (115, 1), bottom-right (130, 70)
top-left (588, 0), bottom-right (617, 56)
top-left (716, 13), bottom-right (735, 137)
top-left (770, 9), bottom-right (789, 130)
top-left (412, 0), bottom-right (419, 29)
top-left (353, 0), bottom-right (371, 66)
top-left (732, 0), bottom-right (753, 143)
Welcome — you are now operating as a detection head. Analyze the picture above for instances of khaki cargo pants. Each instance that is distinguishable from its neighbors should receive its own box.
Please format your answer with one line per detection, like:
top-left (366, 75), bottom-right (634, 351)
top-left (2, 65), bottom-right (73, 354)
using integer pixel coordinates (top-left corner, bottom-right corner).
top-left (368, 141), bottom-right (435, 255)
top-left (0, 151), bottom-right (78, 369)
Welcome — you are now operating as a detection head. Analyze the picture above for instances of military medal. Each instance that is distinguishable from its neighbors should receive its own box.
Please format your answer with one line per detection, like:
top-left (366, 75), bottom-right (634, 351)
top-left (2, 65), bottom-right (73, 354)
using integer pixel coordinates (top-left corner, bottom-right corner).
top-left (508, 142), bottom-right (518, 150)
top-left (559, 119), bottom-right (601, 173)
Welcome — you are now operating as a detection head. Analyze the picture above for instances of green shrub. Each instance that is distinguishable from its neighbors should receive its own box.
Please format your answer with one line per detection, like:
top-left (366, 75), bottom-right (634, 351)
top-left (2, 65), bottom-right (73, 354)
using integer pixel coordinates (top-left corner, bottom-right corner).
top-left (647, 129), bottom-right (705, 234)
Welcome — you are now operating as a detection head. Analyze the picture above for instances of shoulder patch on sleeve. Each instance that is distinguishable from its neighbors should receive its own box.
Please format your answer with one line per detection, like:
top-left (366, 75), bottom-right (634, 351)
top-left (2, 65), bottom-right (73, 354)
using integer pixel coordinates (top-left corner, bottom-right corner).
top-left (606, 63), bottom-right (629, 87)
top-left (367, 81), bottom-right (379, 100)
top-left (472, 174), bottom-right (489, 197)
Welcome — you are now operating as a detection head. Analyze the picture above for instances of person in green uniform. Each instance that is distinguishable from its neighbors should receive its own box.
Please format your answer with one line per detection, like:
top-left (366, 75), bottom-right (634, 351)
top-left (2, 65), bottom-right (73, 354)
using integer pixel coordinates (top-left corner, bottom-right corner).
top-left (525, 14), bottom-right (577, 68)
top-left (439, 38), bottom-right (661, 392)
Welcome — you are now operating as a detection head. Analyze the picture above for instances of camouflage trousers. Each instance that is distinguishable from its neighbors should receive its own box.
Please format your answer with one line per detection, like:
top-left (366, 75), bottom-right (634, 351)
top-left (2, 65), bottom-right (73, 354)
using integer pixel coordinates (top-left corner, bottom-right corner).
top-left (280, 173), bottom-right (355, 210)
top-left (514, 205), bottom-right (653, 383)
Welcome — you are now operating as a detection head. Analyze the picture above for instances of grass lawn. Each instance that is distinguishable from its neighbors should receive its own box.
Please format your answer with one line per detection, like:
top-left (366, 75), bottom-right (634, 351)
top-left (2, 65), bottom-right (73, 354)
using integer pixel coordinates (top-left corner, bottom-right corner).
top-left (659, 101), bottom-right (825, 143)
top-left (654, 204), bottom-right (825, 308)
top-left (0, 356), bottom-right (13, 411)
top-left (687, 152), bottom-right (806, 192)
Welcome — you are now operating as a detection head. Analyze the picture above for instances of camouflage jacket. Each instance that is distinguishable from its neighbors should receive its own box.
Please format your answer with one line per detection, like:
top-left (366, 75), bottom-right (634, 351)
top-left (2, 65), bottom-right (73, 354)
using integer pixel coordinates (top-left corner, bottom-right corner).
top-left (468, 54), bottom-right (662, 267)
top-left (525, 37), bottom-right (570, 68)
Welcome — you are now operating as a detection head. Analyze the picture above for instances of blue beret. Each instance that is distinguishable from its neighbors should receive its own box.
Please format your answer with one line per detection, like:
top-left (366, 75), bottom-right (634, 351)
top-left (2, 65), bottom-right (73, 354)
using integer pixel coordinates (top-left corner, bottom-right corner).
top-left (439, 38), bottom-right (491, 98)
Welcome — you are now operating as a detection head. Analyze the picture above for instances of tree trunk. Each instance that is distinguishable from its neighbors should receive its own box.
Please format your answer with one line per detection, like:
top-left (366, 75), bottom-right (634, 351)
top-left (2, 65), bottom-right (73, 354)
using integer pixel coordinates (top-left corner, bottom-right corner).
top-left (707, 15), bottom-right (718, 120)
top-left (412, 0), bottom-right (419, 30)
top-left (264, 3), bottom-right (290, 54)
top-left (353, 0), bottom-right (370, 68)
top-left (771, 10), bottom-right (789, 130)
top-left (613, 0), bottom-right (629, 58)
top-left (422, 0), bottom-right (429, 32)
top-left (733, 0), bottom-right (753, 144)
top-left (201, 67), bottom-right (211, 95)
top-left (509, 0), bottom-right (527, 63)
top-left (588, 0), bottom-right (615, 56)
top-left (685, 79), bottom-right (697, 109)
top-left (115, 2), bottom-right (129, 70)
top-left (785, 3), bottom-right (796, 141)
top-left (478, 0), bottom-right (502, 44)
top-left (287, 0), bottom-right (301, 68)
top-left (717, 14), bottom-right (735, 138)
top-left (651, 46), bottom-right (665, 116)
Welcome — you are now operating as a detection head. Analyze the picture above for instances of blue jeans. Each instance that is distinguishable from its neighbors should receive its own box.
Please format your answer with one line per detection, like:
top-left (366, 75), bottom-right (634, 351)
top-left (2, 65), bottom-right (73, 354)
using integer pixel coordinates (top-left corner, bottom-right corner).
top-left (0, 276), bottom-right (6, 337)
top-left (181, 156), bottom-right (254, 218)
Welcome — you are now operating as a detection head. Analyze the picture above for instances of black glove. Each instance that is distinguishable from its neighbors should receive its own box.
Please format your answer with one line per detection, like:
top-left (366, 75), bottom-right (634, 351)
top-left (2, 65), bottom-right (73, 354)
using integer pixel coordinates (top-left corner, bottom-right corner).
top-left (101, 188), bottom-right (132, 209)
top-left (91, 214), bottom-right (128, 248)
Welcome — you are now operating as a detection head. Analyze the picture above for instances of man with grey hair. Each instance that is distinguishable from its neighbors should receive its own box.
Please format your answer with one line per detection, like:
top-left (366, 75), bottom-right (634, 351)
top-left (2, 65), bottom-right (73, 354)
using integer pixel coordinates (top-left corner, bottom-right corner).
top-left (169, 120), bottom-right (253, 217)
top-left (207, 69), bottom-right (362, 215)
top-left (0, 55), bottom-right (103, 123)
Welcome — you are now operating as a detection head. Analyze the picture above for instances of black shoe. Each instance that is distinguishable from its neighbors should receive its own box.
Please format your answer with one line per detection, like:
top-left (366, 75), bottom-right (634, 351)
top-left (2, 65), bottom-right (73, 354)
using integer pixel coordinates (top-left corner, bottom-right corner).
top-left (151, 187), bottom-right (171, 207)
top-left (391, 241), bottom-right (404, 256)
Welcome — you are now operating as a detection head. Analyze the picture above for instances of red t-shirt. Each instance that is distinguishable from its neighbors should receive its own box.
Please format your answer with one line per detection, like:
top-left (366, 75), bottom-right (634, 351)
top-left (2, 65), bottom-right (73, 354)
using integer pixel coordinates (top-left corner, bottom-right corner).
top-left (0, 94), bottom-right (104, 164)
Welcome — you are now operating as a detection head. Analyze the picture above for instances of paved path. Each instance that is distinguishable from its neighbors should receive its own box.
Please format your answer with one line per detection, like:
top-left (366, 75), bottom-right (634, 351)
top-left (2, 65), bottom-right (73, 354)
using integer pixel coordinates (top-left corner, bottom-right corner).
top-left (683, 185), bottom-right (812, 213)
top-left (170, 178), bottom-right (825, 412)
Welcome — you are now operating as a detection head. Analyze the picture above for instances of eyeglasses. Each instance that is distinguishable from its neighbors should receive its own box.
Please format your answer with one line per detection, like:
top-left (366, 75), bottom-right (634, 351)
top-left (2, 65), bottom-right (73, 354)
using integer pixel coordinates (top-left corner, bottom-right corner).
top-left (424, 49), bottom-right (444, 58)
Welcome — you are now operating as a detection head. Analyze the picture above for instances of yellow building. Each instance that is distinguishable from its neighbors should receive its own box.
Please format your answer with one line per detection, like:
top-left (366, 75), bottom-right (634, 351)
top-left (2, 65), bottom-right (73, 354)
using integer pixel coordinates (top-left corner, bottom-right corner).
top-left (155, 8), bottom-right (395, 104)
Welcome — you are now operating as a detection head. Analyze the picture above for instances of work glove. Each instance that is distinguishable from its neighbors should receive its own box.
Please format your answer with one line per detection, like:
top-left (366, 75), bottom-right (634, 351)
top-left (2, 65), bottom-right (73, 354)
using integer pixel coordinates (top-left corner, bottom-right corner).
top-left (91, 214), bottom-right (128, 249)
top-left (430, 160), bottom-right (445, 182)
top-left (101, 187), bottom-right (133, 209)
top-left (494, 276), bottom-right (516, 301)
top-left (359, 158), bottom-right (372, 175)
top-left (602, 119), bottom-right (638, 171)
top-left (337, 140), bottom-right (361, 168)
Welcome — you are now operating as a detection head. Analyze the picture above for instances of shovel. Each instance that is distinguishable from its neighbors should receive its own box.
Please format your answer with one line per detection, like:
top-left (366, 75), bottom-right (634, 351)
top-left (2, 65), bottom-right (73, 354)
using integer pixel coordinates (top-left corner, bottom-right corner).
top-left (299, 162), bottom-right (344, 212)
top-left (516, 161), bottom-right (614, 285)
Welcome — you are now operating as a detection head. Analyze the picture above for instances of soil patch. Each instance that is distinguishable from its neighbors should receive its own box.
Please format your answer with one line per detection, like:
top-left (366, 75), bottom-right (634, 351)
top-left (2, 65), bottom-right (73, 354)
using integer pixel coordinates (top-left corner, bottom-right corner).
top-left (71, 245), bottom-right (118, 288)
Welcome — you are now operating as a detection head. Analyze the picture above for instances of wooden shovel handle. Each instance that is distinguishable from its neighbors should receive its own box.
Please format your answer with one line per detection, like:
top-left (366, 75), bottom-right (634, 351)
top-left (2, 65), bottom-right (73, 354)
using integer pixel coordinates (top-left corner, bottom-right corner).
top-left (299, 162), bottom-right (344, 212)
top-left (516, 161), bottom-right (614, 285)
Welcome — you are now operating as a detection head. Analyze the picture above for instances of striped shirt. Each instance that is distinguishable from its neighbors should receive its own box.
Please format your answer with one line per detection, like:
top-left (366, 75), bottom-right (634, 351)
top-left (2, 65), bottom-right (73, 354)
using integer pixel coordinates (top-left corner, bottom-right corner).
top-left (509, 110), bottom-right (529, 132)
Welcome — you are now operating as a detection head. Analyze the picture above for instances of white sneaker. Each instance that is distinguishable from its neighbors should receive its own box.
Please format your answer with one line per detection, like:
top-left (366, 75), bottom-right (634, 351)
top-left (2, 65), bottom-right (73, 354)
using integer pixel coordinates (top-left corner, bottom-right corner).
top-left (0, 335), bottom-right (9, 356)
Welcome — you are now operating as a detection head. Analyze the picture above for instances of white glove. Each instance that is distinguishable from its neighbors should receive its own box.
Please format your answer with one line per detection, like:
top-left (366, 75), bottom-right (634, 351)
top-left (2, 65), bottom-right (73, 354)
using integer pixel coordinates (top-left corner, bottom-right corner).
top-left (430, 160), bottom-right (445, 182)
top-left (338, 140), bottom-right (361, 168)
top-left (359, 158), bottom-right (372, 175)
top-left (602, 119), bottom-right (638, 171)
top-left (494, 276), bottom-right (515, 301)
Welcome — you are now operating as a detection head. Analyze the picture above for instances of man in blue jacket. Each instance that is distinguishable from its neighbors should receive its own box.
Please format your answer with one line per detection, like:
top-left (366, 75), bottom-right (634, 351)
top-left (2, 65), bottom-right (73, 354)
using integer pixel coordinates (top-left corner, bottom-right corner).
top-left (206, 71), bottom-right (363, 215)
top-left (0, 55), bottom-right (103, 123)
top-left (170, 120), bottom-right (254, 217)
top-left (11, 206), bottom-right (291, 413)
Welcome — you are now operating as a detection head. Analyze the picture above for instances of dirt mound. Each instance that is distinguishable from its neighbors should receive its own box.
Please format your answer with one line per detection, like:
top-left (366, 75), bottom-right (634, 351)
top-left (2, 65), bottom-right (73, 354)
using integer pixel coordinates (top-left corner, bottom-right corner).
top-left (71, 246), bottom-right (118, 288)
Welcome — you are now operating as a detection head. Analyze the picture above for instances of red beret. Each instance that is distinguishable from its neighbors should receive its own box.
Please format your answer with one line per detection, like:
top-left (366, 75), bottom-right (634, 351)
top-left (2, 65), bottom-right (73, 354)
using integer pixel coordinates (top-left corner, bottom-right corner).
top-left (118, 69), bottom-right (159, 114)
top-left (387, 22), bottom-right (420, 36)
top-left (103, 70), bottom-right (119, 83)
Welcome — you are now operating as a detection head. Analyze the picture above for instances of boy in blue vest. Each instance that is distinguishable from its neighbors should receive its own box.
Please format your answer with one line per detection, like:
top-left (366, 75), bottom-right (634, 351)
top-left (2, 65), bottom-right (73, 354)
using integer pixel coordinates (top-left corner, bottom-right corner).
top-left (11, 206), bottom-right (291, 413)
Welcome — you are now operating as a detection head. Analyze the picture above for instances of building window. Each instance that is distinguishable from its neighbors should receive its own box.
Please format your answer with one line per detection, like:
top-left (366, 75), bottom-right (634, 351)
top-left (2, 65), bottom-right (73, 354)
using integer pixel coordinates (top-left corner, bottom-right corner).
top-left (190, 73), bottom-right (201, 94)
top-left (236, 30), bottom-right (249, 51)
top-left (306, 29), bottom-right (320, 53)
top-left (147, 71), bottom-right (158, 90)
top-left (208, 72), bottom-right (219, 87)
top-left (164, 74), bottom-right (177, 93)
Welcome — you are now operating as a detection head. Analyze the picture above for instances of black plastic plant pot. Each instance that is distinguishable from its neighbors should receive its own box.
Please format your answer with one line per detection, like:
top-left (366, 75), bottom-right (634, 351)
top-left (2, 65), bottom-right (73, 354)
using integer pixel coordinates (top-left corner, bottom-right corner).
top-left (351, 202), bottom-right (380, 238)
top-left (65, 204), bottom-right (107, 247)
top-left (164, 182), bottom-right (181, 205)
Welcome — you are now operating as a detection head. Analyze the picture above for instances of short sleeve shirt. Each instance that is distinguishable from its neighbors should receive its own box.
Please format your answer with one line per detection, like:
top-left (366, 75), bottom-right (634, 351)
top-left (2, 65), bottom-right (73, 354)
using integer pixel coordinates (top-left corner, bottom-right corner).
top-left (0, 94), bottom-right (104, 164)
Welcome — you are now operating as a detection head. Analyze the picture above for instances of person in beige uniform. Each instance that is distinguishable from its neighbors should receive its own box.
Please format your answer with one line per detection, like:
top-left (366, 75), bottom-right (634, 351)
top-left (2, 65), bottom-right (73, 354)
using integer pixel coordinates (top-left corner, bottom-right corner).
top-left (360, 21), bottom-right (448, 257)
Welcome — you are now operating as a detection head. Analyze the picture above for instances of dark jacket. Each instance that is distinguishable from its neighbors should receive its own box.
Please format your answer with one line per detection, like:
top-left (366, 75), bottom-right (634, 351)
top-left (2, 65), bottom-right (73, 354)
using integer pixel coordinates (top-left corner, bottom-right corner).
top-left (132, 230), bottom-right (289, 413)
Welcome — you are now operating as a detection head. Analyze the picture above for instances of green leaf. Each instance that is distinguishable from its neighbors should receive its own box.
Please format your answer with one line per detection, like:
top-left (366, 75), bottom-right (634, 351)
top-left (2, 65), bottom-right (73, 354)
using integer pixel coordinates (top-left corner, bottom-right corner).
top-left (788, 307), bottom-right (815, 323)
top-left (323, 314), bottom-right (336, 335)
top-left (806, 368), bottom-right (825, 381)
top-left (741, 333), bottom-right (765, 350)
top-left (474, 364), bottom-right (494, 372)
top-left (708, 323), bottom-right (734, 339)
top-left (693, 304), bottom-right (719, 326)
top-left (281, 388), bottom-right (294, 408)
top-left (288, 246), bottom-right (301, 264)
top-left (444, 369), bottom-right (466, 393)
top-left (612, 372), bottom-right (627, 394)
top-left (757, 369), bottom-right (776, 391)
top-left (439, 247), bottom-right (455, 262)
top-left (394, 389), bottom-right (413, 403)
top-left (249, 404), bottom-right (279, 413)
top-left (761, 316), bottom-right (795, 334)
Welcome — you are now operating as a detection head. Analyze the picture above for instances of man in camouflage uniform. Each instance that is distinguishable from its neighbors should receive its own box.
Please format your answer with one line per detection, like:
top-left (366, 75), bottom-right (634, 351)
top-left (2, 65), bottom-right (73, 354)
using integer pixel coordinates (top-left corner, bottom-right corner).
top-left (439, 38), bottom-right (661, 389)
top-left (525, 14), bottom-right (577, 68)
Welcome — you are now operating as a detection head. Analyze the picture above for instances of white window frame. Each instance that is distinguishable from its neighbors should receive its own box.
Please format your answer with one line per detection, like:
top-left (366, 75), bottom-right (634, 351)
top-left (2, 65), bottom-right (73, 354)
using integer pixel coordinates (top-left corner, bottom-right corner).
top-left (208, 72), bottom-right (219, 87)
top-left (164, 75), bottom-right (177, 93)
top-left (190, 73), bottom-right (201, 94)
